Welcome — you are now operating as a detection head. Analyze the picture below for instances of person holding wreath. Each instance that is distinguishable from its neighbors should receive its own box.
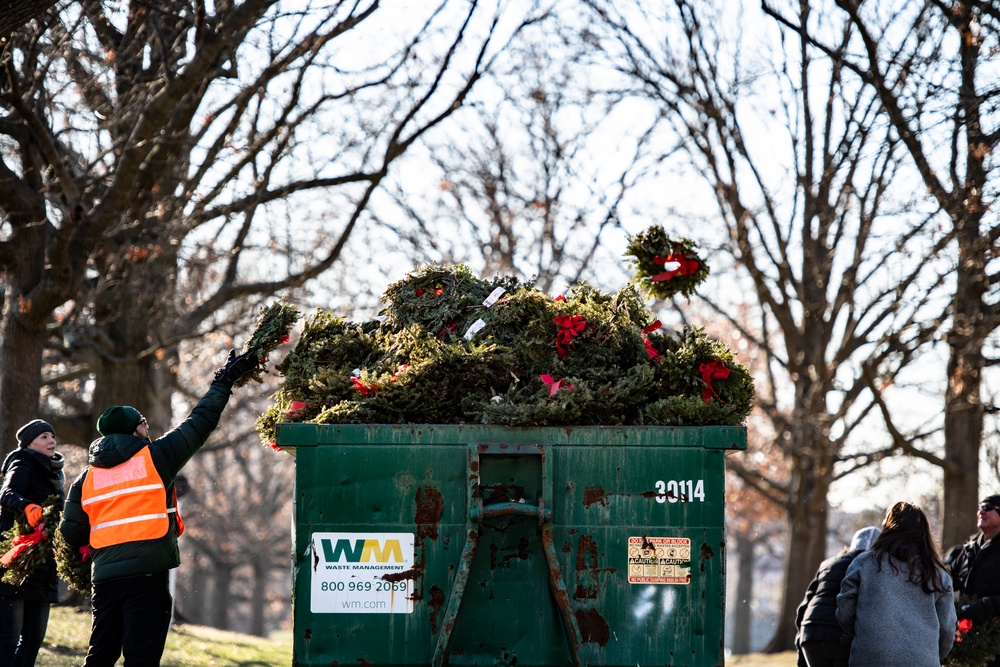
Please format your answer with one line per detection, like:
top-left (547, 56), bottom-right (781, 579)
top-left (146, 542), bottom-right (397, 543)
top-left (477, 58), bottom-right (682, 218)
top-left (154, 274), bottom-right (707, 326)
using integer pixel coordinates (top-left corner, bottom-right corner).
top-left (0, 420), bottom-right (66, 667)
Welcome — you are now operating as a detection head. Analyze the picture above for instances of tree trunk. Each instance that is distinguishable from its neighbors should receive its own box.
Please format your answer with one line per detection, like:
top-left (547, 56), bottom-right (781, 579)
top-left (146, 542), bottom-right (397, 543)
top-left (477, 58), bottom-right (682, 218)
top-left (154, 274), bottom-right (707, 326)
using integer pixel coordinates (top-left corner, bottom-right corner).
top-left (0, 314), bottom-right (45, 458)
top-left (211, 562), bottom-right (233, 630)
top-left (180, 552), bottom-right (208, 625)
top-left (729, 532), bottom-right (755, 655)
top-left (766, 424), bottom-right (832, 653)
top-left (249, 558), bottom-right (268, 637)
top-left (90, 246), bottom-right (179, 436)
top-left (940, 221), bottom-right (987, 551)
top-left (0, 202), bottom-right (49, 458)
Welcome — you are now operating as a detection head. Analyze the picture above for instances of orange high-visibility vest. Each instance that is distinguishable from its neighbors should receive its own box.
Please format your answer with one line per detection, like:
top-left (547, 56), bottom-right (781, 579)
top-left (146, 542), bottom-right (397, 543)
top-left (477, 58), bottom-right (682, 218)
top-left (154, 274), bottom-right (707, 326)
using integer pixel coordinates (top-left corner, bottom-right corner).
top-left (81, 446), bottom-right (181, 548)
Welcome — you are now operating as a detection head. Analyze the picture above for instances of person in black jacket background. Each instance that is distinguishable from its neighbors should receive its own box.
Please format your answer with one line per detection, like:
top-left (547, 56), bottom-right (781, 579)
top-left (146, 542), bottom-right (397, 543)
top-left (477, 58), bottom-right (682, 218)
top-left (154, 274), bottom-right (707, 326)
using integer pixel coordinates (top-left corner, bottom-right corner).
top-left (794, 525), bottom-right (881, 667)
top-left (947, 494), bottom-right (1000, 667)
top-left (0, 419), bottom-right (66, 667)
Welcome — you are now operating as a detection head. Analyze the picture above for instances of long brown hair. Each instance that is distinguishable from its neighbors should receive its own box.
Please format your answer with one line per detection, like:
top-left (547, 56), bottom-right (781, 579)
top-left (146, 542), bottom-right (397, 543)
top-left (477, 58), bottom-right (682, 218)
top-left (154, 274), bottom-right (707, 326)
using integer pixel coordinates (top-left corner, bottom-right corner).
top-left (870, 501), bottom-right (947, 593)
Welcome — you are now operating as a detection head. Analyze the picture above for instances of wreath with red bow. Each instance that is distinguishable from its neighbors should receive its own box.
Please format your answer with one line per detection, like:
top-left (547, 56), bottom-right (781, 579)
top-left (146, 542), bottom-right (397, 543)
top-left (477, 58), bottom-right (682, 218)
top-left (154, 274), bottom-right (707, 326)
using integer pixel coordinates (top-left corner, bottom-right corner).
top-left (625, 226), bottom-right (709, 300)
top-left (945, 601), bottom-right (1000, 667)
top-left (0, 495), bottom-right (61, 587)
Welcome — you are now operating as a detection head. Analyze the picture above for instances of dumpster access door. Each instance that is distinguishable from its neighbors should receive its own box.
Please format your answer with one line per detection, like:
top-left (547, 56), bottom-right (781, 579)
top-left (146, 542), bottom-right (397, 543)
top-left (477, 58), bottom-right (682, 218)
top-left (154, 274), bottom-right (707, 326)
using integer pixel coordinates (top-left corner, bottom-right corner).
top-left (278, 424), bottom-right (746, 667)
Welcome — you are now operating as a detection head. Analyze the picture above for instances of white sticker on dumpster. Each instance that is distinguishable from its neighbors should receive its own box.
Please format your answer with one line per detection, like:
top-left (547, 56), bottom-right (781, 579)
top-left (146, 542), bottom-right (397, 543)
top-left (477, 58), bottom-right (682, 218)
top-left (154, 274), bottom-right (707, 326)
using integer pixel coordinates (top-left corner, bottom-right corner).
top-left (310, 532), bottom-right (415, 614)
top-left (627, 536), bottom-right (691, 584)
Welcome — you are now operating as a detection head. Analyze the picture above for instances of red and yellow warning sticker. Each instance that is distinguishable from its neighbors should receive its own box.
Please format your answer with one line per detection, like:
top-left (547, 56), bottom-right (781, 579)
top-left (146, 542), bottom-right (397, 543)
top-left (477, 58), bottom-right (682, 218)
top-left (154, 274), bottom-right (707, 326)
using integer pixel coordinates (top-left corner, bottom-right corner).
top-left (627, 536), bottom-right (691, 585)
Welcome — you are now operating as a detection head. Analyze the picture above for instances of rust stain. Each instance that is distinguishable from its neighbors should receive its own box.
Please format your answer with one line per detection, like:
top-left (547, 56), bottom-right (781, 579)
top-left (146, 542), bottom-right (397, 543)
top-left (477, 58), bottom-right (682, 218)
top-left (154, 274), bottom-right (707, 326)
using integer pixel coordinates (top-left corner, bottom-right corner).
top-left (700, 542), bottom-right (715, 573)
top-left (412, 486), bottom-right (444, 603)
top-left (382, 567), bottom-right (422, 582)
top-left (303, 628), bottom-right (312, 639)
top-left (583, 486), bottom-right (610, 508)
top-left (427, 585), bottom-right (446, 634)
top-left (573, 535), bottom-right (616, 600)
top-left (490, 537), bottom-right (530, 569)
top-left (575, 608), bottom-right (610, 646)
top-left (575, 535), bottom-right (599, 571)
top-left (414, 486), bottom-right (444, 540)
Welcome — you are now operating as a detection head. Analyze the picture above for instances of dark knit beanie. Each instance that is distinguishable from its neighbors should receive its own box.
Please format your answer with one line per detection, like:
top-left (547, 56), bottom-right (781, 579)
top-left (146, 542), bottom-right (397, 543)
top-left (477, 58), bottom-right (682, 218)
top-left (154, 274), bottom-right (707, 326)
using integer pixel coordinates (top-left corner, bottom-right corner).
top-left (96, 406), bottom-right (143, 436)
top-left (16, 419), bottom-right (55, 448)
top-left (982, 494), bottom-right (1000, 509)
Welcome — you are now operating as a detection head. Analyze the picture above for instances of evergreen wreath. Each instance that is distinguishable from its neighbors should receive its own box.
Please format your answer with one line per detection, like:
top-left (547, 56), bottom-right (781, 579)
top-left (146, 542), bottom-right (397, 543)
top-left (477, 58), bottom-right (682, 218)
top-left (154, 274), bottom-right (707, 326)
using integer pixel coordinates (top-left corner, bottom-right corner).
top-left (236, 299), bottom-right (301, 387)
top-left (255, 263), bottom-right (754, 447)
top-left (945, 604), bottom-right (1000, 667)
top-left (53, 529), bottom-right (91, 597)
top-left (0, 495), bottom-right (61, 586)
top-left (625, 225), bottom-right (709, 300)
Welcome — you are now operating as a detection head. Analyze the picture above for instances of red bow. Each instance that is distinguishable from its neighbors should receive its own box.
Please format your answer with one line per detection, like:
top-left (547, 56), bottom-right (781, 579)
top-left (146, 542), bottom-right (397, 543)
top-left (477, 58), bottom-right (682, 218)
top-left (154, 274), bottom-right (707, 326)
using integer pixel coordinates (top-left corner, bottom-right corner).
top-left (651, 254), bottom-right (700, 283)
top-left (956, 617), bottom-right (974, 643)
top-left (351, 377), bottom-right (378, 395)
top-left (699, 360), bottom-right (731, 403)
top-left (553, 315), bottom-right (587, 359)
top-left (539, 374), bottom-right (574, 396)
top-left (0, 524), bottom-right (47, 566)
top-left (642, 319), bottom-right (662, 362)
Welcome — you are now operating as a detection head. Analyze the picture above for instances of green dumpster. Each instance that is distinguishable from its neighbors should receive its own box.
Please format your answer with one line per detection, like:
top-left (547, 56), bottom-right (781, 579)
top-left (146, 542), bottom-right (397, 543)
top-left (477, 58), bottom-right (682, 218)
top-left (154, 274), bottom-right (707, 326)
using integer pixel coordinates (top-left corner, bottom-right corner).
top-left (278, 423), bottom-right (746, 667)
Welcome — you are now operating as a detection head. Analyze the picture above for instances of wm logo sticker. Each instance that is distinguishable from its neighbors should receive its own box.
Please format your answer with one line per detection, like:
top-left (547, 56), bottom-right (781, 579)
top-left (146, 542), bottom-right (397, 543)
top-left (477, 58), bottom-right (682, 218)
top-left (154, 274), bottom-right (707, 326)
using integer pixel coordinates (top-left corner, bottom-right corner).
top-left (322, 538), bottom-right (404, 563)
top-left (310, 532), bottom-right (416, 614)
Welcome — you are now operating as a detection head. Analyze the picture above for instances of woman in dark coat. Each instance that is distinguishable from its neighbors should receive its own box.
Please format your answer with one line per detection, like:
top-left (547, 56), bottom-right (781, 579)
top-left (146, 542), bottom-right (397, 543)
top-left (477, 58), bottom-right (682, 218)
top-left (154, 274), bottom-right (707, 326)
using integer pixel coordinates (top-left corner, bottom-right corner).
top-left (0, 420), bottom-right (66, 667)
top-left (795, 526), bottom-right (881, 667)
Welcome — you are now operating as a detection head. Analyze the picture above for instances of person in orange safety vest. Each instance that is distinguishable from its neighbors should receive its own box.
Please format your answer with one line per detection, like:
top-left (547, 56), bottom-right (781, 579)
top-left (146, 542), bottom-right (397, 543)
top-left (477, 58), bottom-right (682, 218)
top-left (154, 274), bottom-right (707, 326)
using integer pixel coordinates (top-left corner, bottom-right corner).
top-left (59, 347), bottom-right (257, 667)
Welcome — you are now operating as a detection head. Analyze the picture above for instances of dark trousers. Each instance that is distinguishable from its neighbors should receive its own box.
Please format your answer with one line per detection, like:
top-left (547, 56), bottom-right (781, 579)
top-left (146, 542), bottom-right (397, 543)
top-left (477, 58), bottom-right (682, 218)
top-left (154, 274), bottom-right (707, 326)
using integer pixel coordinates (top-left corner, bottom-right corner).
top-left (84, 570), bottom-right (173, 667)
top-left (0, 596), bottom-right (50, 667)
top-left (801, 640), bottom-right (851, 667)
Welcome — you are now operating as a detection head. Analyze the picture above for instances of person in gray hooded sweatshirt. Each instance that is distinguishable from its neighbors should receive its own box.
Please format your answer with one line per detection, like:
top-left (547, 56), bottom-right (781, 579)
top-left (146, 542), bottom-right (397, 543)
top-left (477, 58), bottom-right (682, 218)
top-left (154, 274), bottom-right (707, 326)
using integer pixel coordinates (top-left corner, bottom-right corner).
top-left (836, 501), bottom-right (956, 667)
top-left (795, 526), bottom-right (881, 667)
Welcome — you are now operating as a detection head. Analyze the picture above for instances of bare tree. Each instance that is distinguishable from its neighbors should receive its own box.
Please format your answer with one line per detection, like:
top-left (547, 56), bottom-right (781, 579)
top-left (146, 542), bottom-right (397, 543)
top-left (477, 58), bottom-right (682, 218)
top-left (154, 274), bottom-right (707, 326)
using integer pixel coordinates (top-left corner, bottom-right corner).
top-left (764, 0), bottom-right (1000, 556)
top-left (371, 17), bottom-right (643, 292)
top-left (0, 0), bottom-right (547, 457)
top-left (583, 0), bottom-right (947, 650)
top-left (0, 0), bottom-right (58, 38)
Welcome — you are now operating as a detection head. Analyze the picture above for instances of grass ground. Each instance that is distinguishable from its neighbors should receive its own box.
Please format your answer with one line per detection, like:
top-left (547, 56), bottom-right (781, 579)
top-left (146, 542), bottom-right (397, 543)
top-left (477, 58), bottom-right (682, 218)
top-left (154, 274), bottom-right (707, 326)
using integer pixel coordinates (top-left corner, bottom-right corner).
top-left (40, 604), bottom-right (293, 667)
top-left (41, 603), bottom-right (795, 666)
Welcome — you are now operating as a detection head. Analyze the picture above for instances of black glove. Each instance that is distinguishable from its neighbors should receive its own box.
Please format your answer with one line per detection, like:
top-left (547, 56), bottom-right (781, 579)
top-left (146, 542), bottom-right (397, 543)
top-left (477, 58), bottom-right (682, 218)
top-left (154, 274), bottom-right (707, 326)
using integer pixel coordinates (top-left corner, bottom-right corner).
top-left (960, 600), bottom-right (990, 624)
top-left (213, 347), bottom-right (259, 387)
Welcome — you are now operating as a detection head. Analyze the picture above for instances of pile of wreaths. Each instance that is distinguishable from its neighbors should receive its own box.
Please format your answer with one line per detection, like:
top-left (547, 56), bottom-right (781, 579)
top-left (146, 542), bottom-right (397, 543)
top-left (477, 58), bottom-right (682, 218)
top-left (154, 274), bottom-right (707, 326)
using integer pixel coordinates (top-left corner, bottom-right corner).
top-left (254, 254), bottom-right (754, 447)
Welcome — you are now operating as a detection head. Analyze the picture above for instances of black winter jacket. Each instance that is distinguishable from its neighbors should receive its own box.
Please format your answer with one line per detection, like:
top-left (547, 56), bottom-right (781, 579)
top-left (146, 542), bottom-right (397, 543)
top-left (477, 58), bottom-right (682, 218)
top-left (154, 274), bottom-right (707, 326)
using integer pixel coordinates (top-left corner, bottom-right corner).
top-left (60, 380), bottom-right (232, 584)
top-left (795, 547), bottom-right (864, 645)
top-left (948, 534), bottom-right (1000, 667)
top-left (948, 533), bottom-right (1000, 610)
top-left (0, 448), bottom-right (66, 601)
